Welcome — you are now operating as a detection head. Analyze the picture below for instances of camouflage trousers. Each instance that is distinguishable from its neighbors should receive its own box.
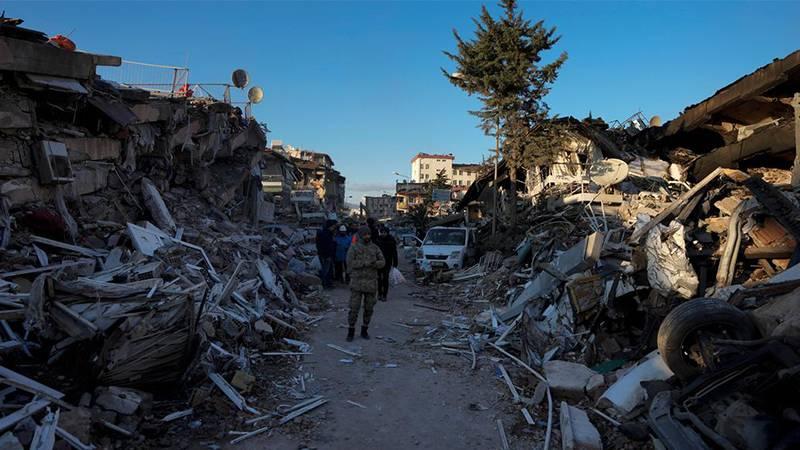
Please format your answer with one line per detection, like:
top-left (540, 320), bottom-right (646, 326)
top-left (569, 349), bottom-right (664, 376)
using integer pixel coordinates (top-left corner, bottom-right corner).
top-left (348, 289), bottom-right (377, 327)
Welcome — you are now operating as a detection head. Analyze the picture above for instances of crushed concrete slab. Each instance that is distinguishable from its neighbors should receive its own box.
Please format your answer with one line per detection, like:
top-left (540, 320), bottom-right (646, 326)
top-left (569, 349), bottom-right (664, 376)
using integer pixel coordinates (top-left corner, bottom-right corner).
top-left (560, 401), bottom-right (602, 450)
top-left (544, 360), bottom-right (597, 400)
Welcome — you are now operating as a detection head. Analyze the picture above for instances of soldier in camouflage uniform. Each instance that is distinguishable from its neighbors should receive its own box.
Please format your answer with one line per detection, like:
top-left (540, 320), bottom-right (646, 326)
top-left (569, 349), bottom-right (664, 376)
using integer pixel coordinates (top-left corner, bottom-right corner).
top-left (345, 226), bottom-right (385, 341)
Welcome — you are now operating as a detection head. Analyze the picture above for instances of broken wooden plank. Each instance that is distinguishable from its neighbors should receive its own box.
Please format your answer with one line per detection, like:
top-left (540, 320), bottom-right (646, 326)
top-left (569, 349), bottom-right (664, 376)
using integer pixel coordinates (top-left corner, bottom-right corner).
top-left (208, 373), bottom-right (253, 413)
top-left (497, 418), bottom-right (510, 450)
top-left (279, 398), bottom-right (327, 425)
top-left (30, 236), bottom-right (107, 258)
top-left (0, 260), bottom-right (95, 279)
top-left (326, 344), bottom-right (361, 358)
top-left (490, 343), bottom-right (554, 450)
top-left (0, 366), bottom-right (64, 400)
top-left (0, 399), bottom-right (50, 432)
top-left (55, 426), bottom-right (96, 450)
top-left (217, 261), bottom-right (244, 305)
top-left (50, 302), bottom-right (98, 337)
top-left (160, 408), bottom-right (193, 422)
top-left (54, 277), bottom-right (162, 299)
top-left (498, 364), bottom-right (521, 403)
top-left (743, 245), bottom-right (796, 259)
top-left (346, 400), bottom-right (367, 409)
top-left (521, 408), bottom-right (535, 425)
top-left (256, 259), bottom-right (284, 300)
top-left (99, 420), bottom-right (132, 437)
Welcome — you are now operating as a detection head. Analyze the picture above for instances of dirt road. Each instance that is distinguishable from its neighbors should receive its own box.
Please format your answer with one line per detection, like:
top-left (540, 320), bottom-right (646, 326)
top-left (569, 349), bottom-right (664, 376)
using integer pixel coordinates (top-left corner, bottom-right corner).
top-left (249, 264), bottom-right (534, 449)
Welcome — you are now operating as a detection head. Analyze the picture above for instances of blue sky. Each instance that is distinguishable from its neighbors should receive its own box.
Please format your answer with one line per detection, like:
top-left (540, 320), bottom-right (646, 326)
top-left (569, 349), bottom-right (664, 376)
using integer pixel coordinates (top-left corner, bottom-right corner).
top-left (11, 1), bottom-right (800, 202)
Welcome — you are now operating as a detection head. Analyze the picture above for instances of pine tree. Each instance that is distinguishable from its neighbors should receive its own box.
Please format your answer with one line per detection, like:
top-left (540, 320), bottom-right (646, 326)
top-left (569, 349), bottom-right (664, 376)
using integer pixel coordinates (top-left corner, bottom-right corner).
top-left (443, 0), bottom-right (567, 226)
top-left (431, 168), bottom-right (450, 189)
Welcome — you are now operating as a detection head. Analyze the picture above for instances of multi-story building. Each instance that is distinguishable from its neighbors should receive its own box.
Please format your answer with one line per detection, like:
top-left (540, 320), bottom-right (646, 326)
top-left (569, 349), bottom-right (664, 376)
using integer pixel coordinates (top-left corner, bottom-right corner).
top-left (411, 153), bottom-right (454, 182)
top-left (410, 153), bottom-right (484, 186)
top-left (365, 195), bottom-right (398, 220)
top-left (395, 181), bottom-right (428, 214)
top-left (451, 163), bottom-right (482, 187)
top-left (279, 143), bottom-right (346, 212)
top-left (261, 145), bottom-right (301, 210)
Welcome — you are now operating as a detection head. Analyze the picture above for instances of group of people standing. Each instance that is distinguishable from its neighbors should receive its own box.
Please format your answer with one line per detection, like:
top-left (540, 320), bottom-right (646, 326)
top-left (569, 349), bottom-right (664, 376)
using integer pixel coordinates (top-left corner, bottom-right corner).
top-left (315, 218), bottom-right (399, 341)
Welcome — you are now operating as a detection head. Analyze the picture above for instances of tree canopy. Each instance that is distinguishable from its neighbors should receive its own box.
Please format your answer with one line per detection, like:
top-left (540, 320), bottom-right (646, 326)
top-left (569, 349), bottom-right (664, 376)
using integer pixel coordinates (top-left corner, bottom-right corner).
top-left (443, 0), bottom-right (567, 169)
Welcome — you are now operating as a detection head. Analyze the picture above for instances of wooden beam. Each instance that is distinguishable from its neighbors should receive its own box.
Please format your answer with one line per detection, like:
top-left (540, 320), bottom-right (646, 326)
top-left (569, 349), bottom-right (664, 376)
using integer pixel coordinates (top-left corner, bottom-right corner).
top-left (744, 246), bottom-right (796, 259)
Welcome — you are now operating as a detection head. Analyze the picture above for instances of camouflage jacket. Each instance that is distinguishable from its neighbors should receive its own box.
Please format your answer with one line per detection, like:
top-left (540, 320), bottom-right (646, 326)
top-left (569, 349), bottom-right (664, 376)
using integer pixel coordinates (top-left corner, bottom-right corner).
top-left (346, 240), bottom-right (385, 292)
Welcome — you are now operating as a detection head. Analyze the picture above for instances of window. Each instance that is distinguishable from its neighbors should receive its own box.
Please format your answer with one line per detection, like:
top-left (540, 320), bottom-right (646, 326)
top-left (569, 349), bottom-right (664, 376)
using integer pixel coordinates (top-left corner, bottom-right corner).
top-left (425, 164), bottom-right (429, 169)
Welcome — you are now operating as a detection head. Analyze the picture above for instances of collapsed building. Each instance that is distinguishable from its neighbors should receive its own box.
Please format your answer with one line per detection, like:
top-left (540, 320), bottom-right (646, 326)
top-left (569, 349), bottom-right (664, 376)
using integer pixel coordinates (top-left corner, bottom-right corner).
top-left (0, 19), bottom-right (331, 449)
top-left (431, 49), bottom-right (800, 450)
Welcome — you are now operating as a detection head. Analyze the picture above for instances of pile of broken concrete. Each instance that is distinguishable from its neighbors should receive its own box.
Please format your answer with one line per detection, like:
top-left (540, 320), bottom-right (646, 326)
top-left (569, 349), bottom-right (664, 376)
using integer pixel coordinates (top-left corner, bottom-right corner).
top-left (0, 18), bottom-right (328, 449)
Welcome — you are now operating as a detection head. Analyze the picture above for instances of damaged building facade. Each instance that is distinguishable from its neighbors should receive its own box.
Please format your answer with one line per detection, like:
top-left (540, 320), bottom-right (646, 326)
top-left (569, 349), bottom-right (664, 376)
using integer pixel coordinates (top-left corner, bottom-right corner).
top-left (0, 20), bottom-right (336, 449)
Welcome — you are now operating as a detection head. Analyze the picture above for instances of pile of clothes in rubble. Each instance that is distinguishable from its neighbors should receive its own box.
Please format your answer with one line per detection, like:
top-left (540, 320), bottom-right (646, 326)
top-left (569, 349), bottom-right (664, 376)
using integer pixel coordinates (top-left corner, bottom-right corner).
top-left (0, 17), bottom-right (328, 449)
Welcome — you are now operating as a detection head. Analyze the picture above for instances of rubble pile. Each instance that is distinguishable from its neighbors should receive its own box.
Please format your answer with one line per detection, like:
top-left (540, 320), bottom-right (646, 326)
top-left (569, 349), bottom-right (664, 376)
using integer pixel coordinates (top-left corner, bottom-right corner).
top-left (0, 19), bottom-right (328, 449)
top-left (425, 50), bottom-right (800, 449)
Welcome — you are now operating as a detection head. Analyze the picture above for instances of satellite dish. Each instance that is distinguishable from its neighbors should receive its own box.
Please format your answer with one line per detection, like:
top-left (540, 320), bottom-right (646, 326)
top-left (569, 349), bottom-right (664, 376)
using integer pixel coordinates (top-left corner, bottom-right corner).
top-left (589, 158), bottom-right (629, 186)
top-left (248, 86), bottom-right (264, 104)
top-left (232, 69), bottom-right (249, 88)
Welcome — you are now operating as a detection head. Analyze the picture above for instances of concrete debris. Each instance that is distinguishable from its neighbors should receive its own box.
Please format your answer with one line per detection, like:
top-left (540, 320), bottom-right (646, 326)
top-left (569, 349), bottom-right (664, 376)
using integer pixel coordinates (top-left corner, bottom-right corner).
top-left (559, 402), bottom-right (602, 450)
top-left (0, 17), bottom-right (340, 450)
top-left (598, 351), bottom-right (673, 415)
top-left (413, 48), bottom-right (800, 450)
top-left (543, 361), bottom-right (597, 400)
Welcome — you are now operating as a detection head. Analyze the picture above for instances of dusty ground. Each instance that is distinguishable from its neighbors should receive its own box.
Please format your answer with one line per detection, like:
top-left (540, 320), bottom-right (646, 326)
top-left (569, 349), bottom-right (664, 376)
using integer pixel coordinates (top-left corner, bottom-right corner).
top-left (231, 262), bottom-right (540, 449)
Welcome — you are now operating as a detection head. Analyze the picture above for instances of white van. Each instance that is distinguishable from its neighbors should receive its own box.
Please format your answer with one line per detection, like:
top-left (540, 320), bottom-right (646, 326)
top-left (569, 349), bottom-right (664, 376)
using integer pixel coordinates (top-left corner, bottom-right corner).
top-left (415, 226), bottom-right (476, 272)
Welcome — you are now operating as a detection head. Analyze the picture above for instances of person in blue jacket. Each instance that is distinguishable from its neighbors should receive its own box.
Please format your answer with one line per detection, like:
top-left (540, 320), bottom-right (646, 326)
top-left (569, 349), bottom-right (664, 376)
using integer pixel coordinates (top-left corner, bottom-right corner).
top-left (334, 225), bottom-right (352, 283)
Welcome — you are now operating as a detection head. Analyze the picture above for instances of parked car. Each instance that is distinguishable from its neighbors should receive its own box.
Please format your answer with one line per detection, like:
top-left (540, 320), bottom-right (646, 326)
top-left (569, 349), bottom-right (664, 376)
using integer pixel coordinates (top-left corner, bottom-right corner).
top-left (415, 226), bottom-right (476, 272)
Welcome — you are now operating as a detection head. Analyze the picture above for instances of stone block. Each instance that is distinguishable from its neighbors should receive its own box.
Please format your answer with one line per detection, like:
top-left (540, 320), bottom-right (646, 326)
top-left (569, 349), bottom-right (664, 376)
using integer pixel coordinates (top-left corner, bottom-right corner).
top-left (544, 360), bottom-right (597, 400)
top-left (560, 402), bottom-right (602, 450)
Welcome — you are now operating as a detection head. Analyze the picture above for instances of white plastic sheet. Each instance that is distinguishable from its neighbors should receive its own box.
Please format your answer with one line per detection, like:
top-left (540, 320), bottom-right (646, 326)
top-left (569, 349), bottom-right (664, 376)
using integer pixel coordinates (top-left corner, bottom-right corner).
top-left (389, 267), bottom-right (406, 286)
top-left (644, 219), bottom-right (699, 299)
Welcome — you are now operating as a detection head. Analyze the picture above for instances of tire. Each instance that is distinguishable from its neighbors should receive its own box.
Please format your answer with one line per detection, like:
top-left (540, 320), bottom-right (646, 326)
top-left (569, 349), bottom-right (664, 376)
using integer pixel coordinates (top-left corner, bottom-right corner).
top-left (657, 298), bottom-right (759, 380)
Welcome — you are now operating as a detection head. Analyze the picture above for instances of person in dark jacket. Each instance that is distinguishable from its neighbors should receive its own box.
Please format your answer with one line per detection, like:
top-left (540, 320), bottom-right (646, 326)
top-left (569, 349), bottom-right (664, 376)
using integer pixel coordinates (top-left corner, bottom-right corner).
top-left (315, 219), bottom-right (338, 288)
top-left (374, 224), bottom-right (398, 301)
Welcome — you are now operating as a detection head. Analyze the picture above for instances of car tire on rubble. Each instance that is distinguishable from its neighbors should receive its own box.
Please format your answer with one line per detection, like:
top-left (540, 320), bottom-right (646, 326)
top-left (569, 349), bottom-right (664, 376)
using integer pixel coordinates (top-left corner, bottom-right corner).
top-left (657, 297), bottom-right (759, 380)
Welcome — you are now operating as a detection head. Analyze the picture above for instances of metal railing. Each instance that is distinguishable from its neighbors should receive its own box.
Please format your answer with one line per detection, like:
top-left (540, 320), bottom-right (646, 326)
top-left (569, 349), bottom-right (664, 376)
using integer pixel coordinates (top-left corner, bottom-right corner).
top-left (97, 60), bottom-right (190, 95)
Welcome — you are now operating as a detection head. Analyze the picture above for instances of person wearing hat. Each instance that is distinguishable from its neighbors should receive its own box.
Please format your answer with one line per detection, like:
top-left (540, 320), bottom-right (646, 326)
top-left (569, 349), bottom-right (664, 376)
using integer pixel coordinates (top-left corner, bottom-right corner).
top-left (345, 226), bottom-right (385, 341)
top-left (334, 225), bottom-right (351, 284)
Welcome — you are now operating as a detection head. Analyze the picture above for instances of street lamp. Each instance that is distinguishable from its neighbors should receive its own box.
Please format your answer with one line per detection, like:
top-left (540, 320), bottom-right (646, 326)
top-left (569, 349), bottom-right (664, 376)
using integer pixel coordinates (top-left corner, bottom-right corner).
top-left (393, 171), bottom-right (411, 179)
